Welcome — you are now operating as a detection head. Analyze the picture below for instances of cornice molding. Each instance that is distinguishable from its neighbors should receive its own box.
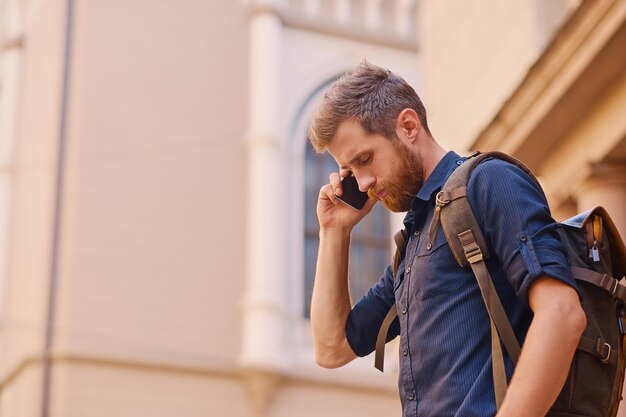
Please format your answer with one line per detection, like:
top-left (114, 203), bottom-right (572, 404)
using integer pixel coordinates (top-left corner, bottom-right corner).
top-left (246, 1), bottom-right (417, 52)
top-left (472, 0), bottom-right (626, 161)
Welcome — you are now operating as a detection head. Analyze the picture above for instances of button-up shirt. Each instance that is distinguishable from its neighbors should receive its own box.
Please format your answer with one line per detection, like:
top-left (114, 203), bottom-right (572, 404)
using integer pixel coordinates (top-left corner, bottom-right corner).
top-left (345, 151), bottom-right (576, 417)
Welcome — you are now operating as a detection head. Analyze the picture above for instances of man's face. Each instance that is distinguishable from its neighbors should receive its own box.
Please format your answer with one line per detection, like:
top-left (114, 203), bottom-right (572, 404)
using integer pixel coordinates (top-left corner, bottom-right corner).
top-left (327, 119), bottom-right (424, 212)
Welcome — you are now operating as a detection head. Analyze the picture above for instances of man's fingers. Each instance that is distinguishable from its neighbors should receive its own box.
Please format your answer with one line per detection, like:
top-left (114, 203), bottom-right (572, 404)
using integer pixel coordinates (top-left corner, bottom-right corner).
top-left (329, 172), bottom-right (343, 196)
top-left (320, 184), bottom-right (339, 204)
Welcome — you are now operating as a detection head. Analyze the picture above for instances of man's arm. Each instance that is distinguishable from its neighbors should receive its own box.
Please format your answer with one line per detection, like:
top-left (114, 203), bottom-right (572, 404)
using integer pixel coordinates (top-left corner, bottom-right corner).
top-left (495, 276), bottom-right (586, 417)
top-left (310, 172), bottom-right (376, 368)
top-left (310, 228), bottom-right (358, 368)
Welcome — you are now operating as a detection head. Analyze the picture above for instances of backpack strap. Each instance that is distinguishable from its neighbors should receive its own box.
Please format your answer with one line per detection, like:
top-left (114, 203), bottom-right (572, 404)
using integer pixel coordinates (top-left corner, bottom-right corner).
top-left (374, 229), bottom-right (407, 372)
top-left (437, 151), bottom-right (538, 409)
top-left (571, 266), bottom-right (626, 304)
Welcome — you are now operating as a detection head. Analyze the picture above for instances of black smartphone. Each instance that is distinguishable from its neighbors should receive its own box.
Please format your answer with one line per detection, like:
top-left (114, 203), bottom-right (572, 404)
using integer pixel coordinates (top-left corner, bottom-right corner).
top-left (337, 174), bottom-right (369, 210)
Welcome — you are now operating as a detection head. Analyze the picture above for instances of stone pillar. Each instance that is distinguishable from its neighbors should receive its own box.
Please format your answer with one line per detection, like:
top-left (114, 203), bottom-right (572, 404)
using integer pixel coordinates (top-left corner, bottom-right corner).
top-left (240, 0), bottom-right (288, 415)
top-left (304, 0), bottom-right (321, 17)
top-left (575, 162), bottom-right (626, 240)
top-left (334, 0), bottom-right (351, 24)
top-left (394, 0), bottom-right (415, 37)
top-left (365, 0), bottom-right (384, 30)
top-left (0, 0), bottom-right (23, 314)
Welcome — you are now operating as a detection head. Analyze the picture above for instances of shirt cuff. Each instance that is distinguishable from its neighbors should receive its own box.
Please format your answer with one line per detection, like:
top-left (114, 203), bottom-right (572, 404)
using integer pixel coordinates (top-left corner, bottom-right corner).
top-left (505, 237), bottom-right (578, 308)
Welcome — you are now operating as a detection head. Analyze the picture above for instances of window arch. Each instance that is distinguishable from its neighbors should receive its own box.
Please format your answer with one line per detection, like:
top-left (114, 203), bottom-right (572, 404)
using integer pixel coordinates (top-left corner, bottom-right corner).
top-left (303, 140), bottom-right (391, 318)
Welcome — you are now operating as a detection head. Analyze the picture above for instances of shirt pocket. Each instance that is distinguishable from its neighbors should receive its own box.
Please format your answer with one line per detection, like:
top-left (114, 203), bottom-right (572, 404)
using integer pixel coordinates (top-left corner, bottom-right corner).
top-left (413, 228), bottom-right (466, 300)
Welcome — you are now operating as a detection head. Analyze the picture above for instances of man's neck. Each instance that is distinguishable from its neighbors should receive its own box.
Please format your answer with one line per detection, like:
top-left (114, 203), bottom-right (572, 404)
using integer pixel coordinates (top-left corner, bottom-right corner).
top-left (418, 137), bottom-right (447, 181)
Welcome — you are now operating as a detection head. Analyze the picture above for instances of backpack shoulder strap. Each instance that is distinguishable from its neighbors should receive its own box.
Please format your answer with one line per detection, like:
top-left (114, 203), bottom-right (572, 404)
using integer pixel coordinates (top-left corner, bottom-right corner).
top-left (393, 229), bottom-right (408, 278)
top-left (437, 151), bottom-right (538, 409)
top-left (439, 151), bottom-right (541, 267)
top-left (374, 228), bottom-right (407, 372)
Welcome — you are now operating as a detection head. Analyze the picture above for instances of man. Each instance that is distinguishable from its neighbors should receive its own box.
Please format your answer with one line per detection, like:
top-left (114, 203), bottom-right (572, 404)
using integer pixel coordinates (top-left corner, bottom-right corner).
top-left (308, 62), bottom-right (586, 417)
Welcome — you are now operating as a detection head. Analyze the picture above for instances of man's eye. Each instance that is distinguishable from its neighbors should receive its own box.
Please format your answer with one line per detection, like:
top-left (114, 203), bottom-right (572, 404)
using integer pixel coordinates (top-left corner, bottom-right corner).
top-left (358, 155), bottom-right (372, 165)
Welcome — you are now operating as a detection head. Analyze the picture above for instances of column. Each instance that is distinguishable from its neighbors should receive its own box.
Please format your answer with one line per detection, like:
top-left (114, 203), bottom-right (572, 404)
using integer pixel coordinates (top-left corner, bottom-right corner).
top-left (0, 0), bottom-right (23, 318)
top-left (304, 0), bottom-right (321, 17)
top-left (240, 0), bottom-right (288, 415)
top-left (394, 0), bottom-right (415, 37)
top-left (335, 0), bottom-right (351, 24)
top-left (365, 0), bottom-right (384, 30)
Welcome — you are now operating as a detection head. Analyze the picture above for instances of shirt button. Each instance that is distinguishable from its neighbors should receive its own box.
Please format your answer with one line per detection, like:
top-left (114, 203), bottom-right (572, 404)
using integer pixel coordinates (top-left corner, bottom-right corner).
top-left (520, 235), bottom-right (527, 242)
top-left (405, 267), bottom-right (411, 274)
top-left (456, 160), bottom-right (463, 166)
top-left (402, 347), bottom-right (408, 356)
top-left (407, 392), bottom-right (415, 401)
top-left (401, 307), bottom-right (407, 314)
top-left (426, 243), bottom-right (432, 250)
top-left (413, 230), bottom-right (420, 237)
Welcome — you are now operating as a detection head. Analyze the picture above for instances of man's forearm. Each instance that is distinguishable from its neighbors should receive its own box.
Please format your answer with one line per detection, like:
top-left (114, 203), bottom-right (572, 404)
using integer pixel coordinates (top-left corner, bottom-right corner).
top-left (496, 279), bottom-right (585, 417)
top-left (310, 227), bottom-right (357, 368)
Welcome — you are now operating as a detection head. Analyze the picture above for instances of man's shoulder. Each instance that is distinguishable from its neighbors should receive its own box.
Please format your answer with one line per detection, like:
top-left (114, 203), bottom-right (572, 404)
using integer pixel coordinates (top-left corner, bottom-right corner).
top-left (466, 156), bottom-right (540, 195)
top-left (470, 156), bottom-right (528, 178)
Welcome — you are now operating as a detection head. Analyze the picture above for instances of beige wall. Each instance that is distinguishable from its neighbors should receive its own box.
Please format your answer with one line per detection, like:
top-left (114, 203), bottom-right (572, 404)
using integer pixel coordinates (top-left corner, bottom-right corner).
top-left (60, 0), bottom-right (248, 362)
top-left (0, 364), bottom-right (42, 417)
top-left (418, 0), bottom-right (577, 151)
top-left (1, 0), bottom-right (67, 414)
top-left (2, 0), bottom-right (252, 415)
top-left (51, 361), bottom-right (249, 417)
top-left (2, 1), bottom-right (407, 416)
top-left (6, 1), bottom-right (621, 416)
top-left (48, 360), bottom-right (400, 417)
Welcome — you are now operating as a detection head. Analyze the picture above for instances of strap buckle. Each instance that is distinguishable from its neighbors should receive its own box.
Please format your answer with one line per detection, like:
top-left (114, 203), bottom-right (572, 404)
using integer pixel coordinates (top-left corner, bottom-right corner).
top-left (435, 191), bottom-right (450, 207)
top-left (599, 274), bottom-right (619, 296)
top-left (465, 247), bottom-right (484, 264)
top-left (458, 230), bottom-right (484, 264)
top-left (597, 340), bottom-right (612, 363)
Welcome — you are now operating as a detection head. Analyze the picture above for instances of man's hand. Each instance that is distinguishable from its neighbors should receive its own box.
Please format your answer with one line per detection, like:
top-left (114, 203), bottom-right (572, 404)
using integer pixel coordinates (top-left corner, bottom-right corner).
top-left (317, 170), bottom-right (376, 231)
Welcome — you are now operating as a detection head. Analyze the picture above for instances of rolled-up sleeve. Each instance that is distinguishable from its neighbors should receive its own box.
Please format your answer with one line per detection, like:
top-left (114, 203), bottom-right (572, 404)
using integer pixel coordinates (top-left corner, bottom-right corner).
top-left (467, 159), bottom-right (577, 308)
top-left (345, 265), bottom-right (399, 357)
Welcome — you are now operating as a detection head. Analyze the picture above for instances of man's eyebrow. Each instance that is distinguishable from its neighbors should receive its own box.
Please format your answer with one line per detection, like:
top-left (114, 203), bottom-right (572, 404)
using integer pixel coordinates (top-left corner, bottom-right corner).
top-left (340, 150), bottom-right (371, 170)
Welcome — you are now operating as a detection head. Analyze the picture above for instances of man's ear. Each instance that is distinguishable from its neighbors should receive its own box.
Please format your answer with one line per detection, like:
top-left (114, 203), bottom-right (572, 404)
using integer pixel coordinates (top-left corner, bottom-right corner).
top-left (396, 109), bottom-right (421, 143)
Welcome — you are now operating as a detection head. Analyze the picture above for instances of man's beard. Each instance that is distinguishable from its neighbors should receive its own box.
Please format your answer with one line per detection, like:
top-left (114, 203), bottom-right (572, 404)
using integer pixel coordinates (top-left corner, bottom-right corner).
top-left (368, 140), bottom-right (424, 212)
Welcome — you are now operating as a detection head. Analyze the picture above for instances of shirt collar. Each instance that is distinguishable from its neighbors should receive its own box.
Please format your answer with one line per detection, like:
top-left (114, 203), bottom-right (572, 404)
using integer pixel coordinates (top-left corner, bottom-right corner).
top-left (413, 151), bottom-right (463, 205)
top-left (402, 151), bottom-right (463, 231)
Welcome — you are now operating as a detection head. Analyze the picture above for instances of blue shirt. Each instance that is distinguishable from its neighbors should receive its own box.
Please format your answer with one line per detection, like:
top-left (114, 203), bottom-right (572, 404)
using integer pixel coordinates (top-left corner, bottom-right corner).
top-left (345, 151), bottom-right (576, 417)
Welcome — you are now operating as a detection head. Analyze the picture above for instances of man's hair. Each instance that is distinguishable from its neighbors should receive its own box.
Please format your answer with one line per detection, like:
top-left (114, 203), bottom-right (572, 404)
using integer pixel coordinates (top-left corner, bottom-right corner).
top-left (308, 61), bottom-right (431, 152)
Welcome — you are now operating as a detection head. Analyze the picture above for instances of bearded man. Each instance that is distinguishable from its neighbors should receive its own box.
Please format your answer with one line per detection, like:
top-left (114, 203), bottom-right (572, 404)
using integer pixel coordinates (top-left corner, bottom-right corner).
top-left (308, 61), bottom-right (586, 417)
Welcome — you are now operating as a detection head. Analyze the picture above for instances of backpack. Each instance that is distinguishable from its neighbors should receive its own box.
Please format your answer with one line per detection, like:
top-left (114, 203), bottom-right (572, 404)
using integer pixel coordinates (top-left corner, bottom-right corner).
top-left (374, 151), bottom-right (626, 417)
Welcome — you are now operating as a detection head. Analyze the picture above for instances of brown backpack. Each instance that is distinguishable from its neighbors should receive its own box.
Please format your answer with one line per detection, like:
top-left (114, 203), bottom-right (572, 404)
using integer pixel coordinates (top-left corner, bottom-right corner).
top-left (375, 151), bottom-right (626, 416)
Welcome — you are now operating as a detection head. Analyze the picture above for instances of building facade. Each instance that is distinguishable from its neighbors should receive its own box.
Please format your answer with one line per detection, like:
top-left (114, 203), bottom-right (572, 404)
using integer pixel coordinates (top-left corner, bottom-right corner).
top-left (1, 0), bottom-right (624, 416)
top-left (0, 0), bottom-right (415, 416)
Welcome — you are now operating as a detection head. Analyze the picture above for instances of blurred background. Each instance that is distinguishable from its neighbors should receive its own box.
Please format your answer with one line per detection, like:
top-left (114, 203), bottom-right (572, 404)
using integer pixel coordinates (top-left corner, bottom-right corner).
top-left (0, 0), bottom-right (625, 416)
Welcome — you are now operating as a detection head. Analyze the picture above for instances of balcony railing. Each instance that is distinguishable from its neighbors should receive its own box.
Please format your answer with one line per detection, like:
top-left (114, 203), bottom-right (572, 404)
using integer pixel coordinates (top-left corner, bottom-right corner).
top-left (249, 0), bottom-right (418, 50)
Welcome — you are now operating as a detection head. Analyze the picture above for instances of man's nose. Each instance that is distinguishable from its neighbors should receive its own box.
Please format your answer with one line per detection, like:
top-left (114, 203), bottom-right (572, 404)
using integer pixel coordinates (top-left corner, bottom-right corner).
top-left (356, 174), bottom-right (375, 192)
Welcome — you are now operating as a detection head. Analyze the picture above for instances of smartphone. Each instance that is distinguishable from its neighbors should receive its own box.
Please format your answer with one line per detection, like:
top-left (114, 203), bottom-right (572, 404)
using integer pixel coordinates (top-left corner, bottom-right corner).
top-left (336, 174), bottom-right (369, 210)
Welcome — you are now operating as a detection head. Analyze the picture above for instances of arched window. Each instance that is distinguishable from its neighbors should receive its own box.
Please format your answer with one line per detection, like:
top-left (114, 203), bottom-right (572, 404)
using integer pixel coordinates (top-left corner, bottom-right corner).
top-left (303, 140), bottom-right (391, 317)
